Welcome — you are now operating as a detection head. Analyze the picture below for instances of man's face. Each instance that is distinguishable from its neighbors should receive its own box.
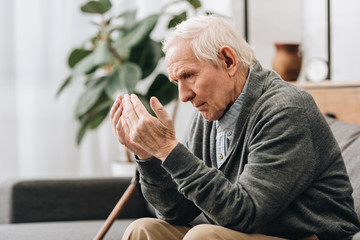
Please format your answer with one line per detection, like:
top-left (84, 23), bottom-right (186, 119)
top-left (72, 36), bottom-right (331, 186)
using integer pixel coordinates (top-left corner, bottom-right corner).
top-left (165, 38), bottom-right (236, 121)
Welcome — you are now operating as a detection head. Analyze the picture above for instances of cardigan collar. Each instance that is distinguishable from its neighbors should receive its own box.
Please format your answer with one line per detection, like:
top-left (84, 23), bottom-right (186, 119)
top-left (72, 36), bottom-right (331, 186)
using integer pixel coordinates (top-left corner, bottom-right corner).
top-left (211, 61), bottom-right (271, 168)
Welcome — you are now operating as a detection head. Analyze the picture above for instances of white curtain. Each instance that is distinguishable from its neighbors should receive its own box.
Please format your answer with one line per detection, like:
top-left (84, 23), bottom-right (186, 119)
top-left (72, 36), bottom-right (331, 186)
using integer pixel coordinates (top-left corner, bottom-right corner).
top-left (0, 0), bottom-right (123, 181)
top-left (0, 0), bottom-right (232, 181)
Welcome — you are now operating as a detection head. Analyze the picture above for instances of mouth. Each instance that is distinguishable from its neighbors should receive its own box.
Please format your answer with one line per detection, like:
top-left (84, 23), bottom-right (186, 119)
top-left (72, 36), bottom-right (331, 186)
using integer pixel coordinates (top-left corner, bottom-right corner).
top-left (193, 102), bottom-right (206, 109)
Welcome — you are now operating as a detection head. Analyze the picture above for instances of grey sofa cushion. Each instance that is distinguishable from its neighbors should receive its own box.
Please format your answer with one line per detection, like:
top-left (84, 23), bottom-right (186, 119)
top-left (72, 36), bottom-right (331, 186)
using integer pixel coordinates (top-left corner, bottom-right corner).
top-left (0, 219), bottom-right (137, 240)
top-left (326, 116), bottom-right (360, 219)
top-left (0, 177), bottom-right (151, 224)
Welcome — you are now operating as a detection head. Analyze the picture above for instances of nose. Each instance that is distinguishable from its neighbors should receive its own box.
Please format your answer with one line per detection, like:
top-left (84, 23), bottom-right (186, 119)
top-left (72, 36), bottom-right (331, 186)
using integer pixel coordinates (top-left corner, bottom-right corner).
top-left (178, 81), bottom-right (195, 102)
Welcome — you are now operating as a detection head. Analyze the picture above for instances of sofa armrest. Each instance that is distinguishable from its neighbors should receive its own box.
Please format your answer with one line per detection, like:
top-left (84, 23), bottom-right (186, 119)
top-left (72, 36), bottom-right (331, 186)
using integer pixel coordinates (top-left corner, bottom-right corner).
top-left (0, 177), bottom-right (151, 224)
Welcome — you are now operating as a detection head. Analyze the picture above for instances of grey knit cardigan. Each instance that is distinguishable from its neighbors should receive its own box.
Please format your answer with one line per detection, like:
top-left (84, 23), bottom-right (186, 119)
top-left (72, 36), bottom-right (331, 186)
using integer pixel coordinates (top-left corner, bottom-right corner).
top-left (137, 62), bottom-right (360, 239)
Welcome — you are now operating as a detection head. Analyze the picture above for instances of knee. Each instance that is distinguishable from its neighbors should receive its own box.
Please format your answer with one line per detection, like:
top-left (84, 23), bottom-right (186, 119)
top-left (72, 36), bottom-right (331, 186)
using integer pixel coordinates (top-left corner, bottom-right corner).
top-left (122, 218), bottom-right (158, 240)
top-left (183, 224), bottom-right (219, 240)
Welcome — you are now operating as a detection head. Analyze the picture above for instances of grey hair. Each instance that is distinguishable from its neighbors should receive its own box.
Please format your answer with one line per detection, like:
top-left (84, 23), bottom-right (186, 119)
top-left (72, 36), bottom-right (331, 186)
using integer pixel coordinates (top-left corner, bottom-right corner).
top-left (162, 15), bottom-right (256, 67)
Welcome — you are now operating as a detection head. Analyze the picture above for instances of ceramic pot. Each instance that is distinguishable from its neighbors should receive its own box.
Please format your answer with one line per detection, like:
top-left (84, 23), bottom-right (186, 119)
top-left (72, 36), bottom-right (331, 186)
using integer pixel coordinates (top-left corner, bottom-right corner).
top-left (272, 43), bottom-right (302, 82)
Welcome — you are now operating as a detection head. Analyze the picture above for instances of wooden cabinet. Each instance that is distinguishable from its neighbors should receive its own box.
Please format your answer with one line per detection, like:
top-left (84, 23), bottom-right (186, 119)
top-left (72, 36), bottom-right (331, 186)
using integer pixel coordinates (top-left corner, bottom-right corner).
top-left (295, 81), bottom-right (360, 125)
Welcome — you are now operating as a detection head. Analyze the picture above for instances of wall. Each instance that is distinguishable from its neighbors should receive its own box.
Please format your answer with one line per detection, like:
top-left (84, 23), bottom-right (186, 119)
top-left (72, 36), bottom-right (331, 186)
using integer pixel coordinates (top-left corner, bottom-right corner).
top-left (233, 0), bottom-right (360, 83)
top-left (234, 0), bottom-right (302, 70)
top-left (331, 0), bottom-right (360, 81)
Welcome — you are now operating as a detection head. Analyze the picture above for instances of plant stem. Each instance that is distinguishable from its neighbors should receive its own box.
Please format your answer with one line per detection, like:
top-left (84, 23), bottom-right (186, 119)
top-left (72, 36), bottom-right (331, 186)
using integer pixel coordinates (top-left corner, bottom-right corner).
top-left (108, 44), bottom-right (124, 64)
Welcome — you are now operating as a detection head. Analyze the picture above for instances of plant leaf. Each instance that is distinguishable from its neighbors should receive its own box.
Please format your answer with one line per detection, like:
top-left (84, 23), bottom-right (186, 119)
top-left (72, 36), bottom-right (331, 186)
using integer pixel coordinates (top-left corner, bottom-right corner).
top-left (87, 107), bottom-right (109, 130)
top-left (114, 14), bottom-right (159, 55)
top-left (80, 0), bottom-right (112, 14)
top-left (185, 0), bottom-right (202, 9)
top-left (116, 9), bottom-right (137, 29)
top-left (87, 100), bottom-right (112, 129)
top-left (129, 38), bottom-right (164, 79)
top-left (85, 75), bottom-right (108, 88)
top-left (136, 93), bottom-right (152, 113)
top-left (146, 73), bottom-right (178, 106)
top-left (116, 9), bottom-right (137, 19)
top-left (105, 69), bottom-right (121, 98)
top-left (168, 11), bottom-right (187, 29)
top-left (68, 49), bottom-right (93, 68)
top-left (108, 10), bottom-right (137, 37)
top-left (72, 53), bottom-right (98, 77)
top-left (119, 62), bottom-right (142, 93)
top-left (56, 75), bottom-right (72, 97)
top-left (75, 79), bottom-right (107, 117)
top-left (76, 124), bottom-right (87, 145)
top-left (93, 39), bottom-right (113, 65)
top-left (76, 95), bottom-right (112, 145)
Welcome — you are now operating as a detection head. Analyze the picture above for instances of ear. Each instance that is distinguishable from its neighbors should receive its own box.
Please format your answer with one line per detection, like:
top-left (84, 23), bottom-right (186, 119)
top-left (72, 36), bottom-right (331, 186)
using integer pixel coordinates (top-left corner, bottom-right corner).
top-left (219, 46), bottom-right (239, 77)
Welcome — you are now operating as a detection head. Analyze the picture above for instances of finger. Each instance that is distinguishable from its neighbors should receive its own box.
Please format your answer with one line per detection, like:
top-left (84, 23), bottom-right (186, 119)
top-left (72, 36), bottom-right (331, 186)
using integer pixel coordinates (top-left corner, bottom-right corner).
top-left (109, 95), bottom-right (123, 119)
top-left (130, 94), bottom-right (150, 118)
top-left (122, 94), bottom-right (138, 129)
top-left (115, 116), bottom-right (128, 145)
top-left (150, 97), bottom-right (172, 124)
top-left (116, 117), bottom-right (151, 159)
top-left (119, 115), bottom-right (140, 151)
top-left (112, 102), bottom-right (123, 128)
top-left (110, 95), bottom-right (122, 119)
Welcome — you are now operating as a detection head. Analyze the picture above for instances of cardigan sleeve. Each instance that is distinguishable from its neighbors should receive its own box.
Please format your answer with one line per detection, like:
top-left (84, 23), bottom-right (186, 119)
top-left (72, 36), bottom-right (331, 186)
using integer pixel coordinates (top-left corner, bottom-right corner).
top-left (162, 106), bottom-right (318, 232)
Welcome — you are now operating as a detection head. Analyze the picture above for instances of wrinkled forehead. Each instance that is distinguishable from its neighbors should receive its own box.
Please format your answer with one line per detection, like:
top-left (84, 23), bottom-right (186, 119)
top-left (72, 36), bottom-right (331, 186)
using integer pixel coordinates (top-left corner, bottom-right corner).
top-left (165, 38), bottom-right (197, 68)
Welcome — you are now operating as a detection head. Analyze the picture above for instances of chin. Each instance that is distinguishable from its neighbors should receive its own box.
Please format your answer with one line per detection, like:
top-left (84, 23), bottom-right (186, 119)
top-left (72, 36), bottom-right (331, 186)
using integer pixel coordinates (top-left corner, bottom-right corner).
top-left (200, 111), bottom-right (221, 122)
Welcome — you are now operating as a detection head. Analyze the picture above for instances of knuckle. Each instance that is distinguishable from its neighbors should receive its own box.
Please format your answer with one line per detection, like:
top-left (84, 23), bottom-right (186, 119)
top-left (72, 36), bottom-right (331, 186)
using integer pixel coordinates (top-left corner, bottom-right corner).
top-left (165, 118), bottom-right (173, 125)
top-left (138, 118), bottom-right (146, 126)
top-left (134, 125), bottom-right (143, 136)
top-left (116, 121), bottom-right (122, 130)
top-left (120, 118), bottom-right (127, 127)
top-left (130, 132), bottom-right (138, 142)
top-left (140, 117), bottom-right (151, 126)
top-left (124, 135), bottom-right (131, 144)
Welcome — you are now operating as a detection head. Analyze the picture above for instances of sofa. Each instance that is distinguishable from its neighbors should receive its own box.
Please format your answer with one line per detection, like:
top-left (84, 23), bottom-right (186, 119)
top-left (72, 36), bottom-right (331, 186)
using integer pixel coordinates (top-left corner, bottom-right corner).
top-left (0, 115), bottom-right (360, 240)
top-left (0, 176), bottom-right (154, 240)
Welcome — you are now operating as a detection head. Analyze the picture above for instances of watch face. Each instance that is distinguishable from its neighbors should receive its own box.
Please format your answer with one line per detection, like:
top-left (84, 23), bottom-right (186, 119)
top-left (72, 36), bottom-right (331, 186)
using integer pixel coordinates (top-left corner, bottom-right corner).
top-left (305, 59), bottom-right (329, 82)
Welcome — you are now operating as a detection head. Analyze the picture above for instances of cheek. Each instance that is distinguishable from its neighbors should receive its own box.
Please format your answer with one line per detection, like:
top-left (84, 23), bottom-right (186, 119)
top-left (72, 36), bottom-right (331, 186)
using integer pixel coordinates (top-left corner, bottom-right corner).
top-left (196, 68), bottom-right (230, 105)
top-left (204, 86), bottom-right (228, 108)
top-left (196, 74), bottom-right (221, 97)
top-left (204, 95), bottom-right (227, 119)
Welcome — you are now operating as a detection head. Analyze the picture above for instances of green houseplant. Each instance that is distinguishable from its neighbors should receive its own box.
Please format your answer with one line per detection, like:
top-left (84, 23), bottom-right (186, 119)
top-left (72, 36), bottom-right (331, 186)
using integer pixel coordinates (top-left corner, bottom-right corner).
top-left (57, 0), bottom-right (205, 145)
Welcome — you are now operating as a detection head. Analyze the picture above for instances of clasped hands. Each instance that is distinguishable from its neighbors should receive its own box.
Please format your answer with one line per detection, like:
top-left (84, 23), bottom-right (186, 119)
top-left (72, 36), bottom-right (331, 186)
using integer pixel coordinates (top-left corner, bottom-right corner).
top-left (110, 94), bottom-right (178, 161)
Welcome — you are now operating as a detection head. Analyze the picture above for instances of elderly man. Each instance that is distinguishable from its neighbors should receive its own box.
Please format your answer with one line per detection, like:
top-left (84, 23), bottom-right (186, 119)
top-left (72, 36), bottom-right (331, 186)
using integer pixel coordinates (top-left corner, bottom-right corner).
top-left (110, 15), bottom-right (360, 240)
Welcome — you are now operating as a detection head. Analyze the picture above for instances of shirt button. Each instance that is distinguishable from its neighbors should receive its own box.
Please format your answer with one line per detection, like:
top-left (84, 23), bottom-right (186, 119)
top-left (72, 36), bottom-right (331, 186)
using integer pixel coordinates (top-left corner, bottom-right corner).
top-left (227, 131), bottom-right (232, 136)
top-left (218, 154), bottom-right (223, 159)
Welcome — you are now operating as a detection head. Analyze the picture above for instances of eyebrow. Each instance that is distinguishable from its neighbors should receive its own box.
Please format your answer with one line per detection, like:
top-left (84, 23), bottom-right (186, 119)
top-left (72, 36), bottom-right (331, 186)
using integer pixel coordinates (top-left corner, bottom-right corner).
top-left (169, 65), bottom-right (197, 82)
top-left (169, 77), bottom-right (176, 82)
top-left (176, 69), bottom-right (194, 79)
top-left (168, 70), bottom-right (185, 83)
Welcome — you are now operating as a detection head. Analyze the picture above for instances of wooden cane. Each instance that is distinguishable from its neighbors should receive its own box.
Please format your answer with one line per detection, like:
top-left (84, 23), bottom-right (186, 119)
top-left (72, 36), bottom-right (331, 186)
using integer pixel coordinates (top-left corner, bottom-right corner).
top-left (94, 169), bottom-right (139, 240)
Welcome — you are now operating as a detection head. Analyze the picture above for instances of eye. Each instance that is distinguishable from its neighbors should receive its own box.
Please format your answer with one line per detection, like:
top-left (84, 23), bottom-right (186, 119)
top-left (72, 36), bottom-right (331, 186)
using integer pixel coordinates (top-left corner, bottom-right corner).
top-left (182, 73), bottom-right (193, 79)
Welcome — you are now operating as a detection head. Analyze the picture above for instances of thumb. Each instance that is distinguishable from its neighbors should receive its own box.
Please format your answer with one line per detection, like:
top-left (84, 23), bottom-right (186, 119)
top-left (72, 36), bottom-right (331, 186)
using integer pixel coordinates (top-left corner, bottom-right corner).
top-left (150, 97), bottom-right (172, 124)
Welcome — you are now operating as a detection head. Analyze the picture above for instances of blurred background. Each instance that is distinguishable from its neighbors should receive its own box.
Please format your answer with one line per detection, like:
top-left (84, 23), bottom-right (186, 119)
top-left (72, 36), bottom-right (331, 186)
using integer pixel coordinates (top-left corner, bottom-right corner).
top-left (0, 0), bottom-right (359, 181)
